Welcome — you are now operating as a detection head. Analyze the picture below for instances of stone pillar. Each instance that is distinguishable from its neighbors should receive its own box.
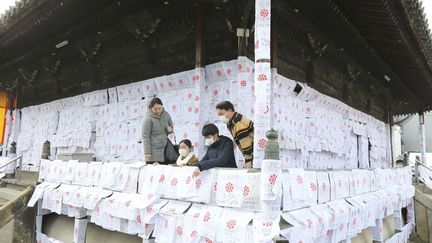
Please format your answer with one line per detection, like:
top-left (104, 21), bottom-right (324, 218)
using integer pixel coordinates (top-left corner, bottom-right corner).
top-left (41, 141), bottom-right (50, 160)
top-left (420, 111), bottom-right (427, 165)
top-left (417, 111), bottom-right (427, 184)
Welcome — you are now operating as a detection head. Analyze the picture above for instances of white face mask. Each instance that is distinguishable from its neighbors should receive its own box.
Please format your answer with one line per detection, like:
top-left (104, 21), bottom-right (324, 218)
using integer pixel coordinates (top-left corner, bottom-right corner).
top-left (219, 114), bottom-right (229, 124)
top-left (205, 137), bottom-right (215, 147)
top-left (179, 148), bottom-right (189, 157)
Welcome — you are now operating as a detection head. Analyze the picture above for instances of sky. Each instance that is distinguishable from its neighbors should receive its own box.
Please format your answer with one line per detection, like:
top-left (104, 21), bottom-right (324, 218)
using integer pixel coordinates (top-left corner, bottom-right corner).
top-left (0, 0), bottom-right (19, 16)
top-left (423, 0), bottom-right (432, 30)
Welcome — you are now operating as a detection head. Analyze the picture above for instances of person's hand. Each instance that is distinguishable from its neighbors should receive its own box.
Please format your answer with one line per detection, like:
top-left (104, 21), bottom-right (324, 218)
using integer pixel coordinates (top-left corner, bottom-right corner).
top-left (145, 154), bottom-right (152, 161)
top-left (192, 167), bottom-right (200, 178)
top-left (245, 162), bottom-right (253, 169)
top-left (167, 126), bottom-right (173, 134)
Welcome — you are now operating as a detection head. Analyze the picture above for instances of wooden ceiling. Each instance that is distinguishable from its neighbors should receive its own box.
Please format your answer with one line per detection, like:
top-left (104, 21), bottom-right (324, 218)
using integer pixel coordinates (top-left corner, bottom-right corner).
top-left (0, 0), bottom-right (431, 116)
top-left (285, 0), bottom-right (432, 115)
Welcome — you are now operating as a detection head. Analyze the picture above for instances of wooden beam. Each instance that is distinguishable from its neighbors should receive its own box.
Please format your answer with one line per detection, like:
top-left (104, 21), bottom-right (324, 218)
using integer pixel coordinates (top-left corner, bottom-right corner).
top-left (15, 79), bottom-right (22, 109)
top-left (305, 59), bottom-right (314, 84)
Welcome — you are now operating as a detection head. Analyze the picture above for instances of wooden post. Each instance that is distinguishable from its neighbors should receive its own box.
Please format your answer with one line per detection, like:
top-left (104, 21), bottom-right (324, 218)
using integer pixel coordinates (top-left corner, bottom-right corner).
top-left (194, 2), bottom-right (206, 157)
top-left (305, 59), bottom-right (314, 84)
top-left (387, 101), bottom-right (394, 167)
top-left (195, 3), bottom-right (205, 68)
top-left (253, 0), bottom-right (273, 167)
top-left (15, 79), bottom-right (22, 109)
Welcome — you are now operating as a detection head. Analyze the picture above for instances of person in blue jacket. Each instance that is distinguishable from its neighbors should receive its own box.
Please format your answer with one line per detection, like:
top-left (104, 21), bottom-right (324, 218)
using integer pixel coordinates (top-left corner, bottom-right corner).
top-left (192, 123), bottom-right (237, 177)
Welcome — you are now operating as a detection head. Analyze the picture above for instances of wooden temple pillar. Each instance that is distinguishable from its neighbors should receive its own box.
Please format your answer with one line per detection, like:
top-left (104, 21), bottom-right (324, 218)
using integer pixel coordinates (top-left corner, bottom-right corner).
top-left (194, 2), bottom-right (207, 157)
top-left (253, 0), bottom-right (275, 168)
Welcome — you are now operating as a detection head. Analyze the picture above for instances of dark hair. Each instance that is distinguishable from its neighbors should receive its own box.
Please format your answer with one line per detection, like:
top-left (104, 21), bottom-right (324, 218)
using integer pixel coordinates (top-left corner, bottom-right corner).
top-left (179, 139), bottom-right (192, 148)
top-left (149, 97), bottom-right (163, 109)
top-left (202, 123), bottom-right (219, 136)
top-left (216, 101), bottom-right (235, 112)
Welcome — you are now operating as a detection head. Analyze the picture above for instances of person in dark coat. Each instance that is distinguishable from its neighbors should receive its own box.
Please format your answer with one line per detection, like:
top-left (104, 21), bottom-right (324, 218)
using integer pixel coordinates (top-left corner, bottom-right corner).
top-left (192, 123), bottom-right (236, 177)
top-left (142, 97), bottom-right (174, 163)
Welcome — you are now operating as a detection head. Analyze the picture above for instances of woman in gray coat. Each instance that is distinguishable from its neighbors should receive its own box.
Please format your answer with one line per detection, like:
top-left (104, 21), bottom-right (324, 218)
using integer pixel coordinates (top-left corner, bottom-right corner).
top-left (142, 98), bottom-right (174, 163)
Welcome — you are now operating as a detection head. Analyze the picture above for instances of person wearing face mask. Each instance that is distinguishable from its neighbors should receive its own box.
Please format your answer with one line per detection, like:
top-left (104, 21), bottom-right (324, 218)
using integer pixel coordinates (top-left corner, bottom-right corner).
top-left (192, 123), bottom-right (236, 177)
top-left (176, 139), bottom-right (199, 166)
top-left (216, 101), bottom-right (254, 168)
top-left (142, 97), bottom-right (175, 164)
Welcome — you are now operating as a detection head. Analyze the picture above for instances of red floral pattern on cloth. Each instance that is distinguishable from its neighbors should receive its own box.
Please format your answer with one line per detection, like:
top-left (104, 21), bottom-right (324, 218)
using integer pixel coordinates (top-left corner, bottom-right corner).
top-left (171, 178), bottom-right (178, 187)
top-left (225, 183), bottom-right (234, 193)
top-left (269, 174), bottom-right (277, 186)
top-left (125, 200), bottom-right (131, 207)
top-left (260, 9), bottom-right (269, 18)
top-left (192, 74), bottom-right (200, 82)
top-left (258, 74), bottom-right (267, 81)
top-left (195, 179), bottom-right (202, 189)
top-left (310, 182), bottom-right (317, 191)
top-left (203, 212), bottom-right (211, 222)
top-left (258, 139), bottom-right (266, 149)
top-left (262, 221), bottom-right (273, 227)
top-left (243, 186), bottom-right (250, 197)
top-left (176, 226), bottom-right (183, 236)
top-left (296, 175), bottom-right (303, 185)
top-left (306, 219), bottom-right (313, 228)
top-left (226, 220), bottom-right (237, 229)
top-left (146, 205), bottom-right (153, 214)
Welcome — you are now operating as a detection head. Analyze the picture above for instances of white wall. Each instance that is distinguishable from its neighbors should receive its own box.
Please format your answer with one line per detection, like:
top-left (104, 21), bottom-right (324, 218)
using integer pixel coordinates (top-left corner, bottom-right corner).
top-left (398, 112), bottom-right (432, 153)
top-left (392, 125), bottom-right (402, 160)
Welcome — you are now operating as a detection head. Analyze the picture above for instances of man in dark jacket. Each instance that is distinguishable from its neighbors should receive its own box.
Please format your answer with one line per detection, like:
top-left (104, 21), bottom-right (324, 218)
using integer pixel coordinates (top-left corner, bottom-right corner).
top-left (192, 123), bottom-right (236, 177)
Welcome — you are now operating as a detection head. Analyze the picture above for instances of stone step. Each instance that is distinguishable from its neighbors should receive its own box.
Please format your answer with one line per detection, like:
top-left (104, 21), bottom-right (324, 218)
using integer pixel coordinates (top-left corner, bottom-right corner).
top-left (0, 198), bottom-right (7, 207)
top-left (0, 187), bottom-right (22, 201)
top-left (0, 171), bottom-right (38, 187)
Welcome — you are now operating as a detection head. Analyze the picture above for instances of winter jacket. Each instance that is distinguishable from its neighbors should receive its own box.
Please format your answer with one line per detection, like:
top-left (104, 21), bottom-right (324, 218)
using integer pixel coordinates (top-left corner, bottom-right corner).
top-left (198, 135), bottom-right (236, 171)
top-left (142, 108), bottom-right (173, 162)
top-left (227, 112), bottom-right (254, 164)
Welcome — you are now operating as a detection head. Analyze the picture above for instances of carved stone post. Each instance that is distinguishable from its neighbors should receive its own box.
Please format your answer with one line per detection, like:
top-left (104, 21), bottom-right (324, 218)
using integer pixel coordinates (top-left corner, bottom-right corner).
top-left (41, 141), bottom-right (50, 160)
top-left (264, 129), bottom-right (279, 160)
